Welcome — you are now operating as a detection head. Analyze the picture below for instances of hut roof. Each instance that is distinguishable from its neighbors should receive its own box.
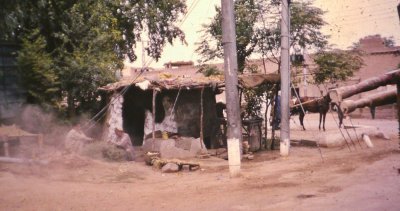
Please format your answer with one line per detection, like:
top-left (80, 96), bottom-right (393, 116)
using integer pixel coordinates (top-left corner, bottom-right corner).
top-left (99, 68), bottom-right (225, 92)
top-left (99, 64), bottom-right (280, 92)
top-left (238, 73), bottom-right (280, 88)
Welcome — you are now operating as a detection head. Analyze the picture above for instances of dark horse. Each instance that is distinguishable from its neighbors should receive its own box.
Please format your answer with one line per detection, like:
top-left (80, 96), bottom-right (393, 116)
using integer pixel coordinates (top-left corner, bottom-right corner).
top-left (291, 95), bottom-right (331, 131)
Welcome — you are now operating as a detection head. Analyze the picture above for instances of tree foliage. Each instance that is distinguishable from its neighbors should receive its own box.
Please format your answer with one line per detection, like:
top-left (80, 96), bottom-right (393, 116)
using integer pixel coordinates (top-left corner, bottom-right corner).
top-left (196, 0), bottom-right (259, 72)
top-left (17, 29), bottom-right (60, 106)
top-left (313, 50), bottom-right (364, 84)
top-left (196, 0), bottom-right (328, 72)
top-left (0, 0), bottom-right (187, 117)
top-left (197, 64), bottom-right (223, 77)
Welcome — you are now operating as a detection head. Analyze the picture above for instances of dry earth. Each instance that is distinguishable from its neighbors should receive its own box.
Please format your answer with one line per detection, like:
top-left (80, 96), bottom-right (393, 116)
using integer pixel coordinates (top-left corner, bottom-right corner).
top-left (0, 114), bottom-right (399, 211)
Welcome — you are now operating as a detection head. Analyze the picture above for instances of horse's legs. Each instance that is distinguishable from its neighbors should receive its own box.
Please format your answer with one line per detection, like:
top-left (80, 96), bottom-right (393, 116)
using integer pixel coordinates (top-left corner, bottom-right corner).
top-left (319, 112), bottom-right (322, 130)
top-left (300, 112), bottom-right (306, 130)
top-left (334, 103), bottom-right (344, 128)
top-left (322, 112), bottom-right (327, 131)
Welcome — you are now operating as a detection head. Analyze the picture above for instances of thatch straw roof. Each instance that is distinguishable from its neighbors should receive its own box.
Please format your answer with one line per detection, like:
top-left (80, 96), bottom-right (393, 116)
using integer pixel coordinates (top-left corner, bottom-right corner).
top-left (99, 68), bottom-right (224, 92)
top-left (99, 65), bottom-right (280, 92)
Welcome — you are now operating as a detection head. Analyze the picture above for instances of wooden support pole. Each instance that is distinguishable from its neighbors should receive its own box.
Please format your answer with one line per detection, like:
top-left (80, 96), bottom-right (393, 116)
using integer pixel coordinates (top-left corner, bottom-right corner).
top-left (152, 89), bottom-right (157, 143)
top-left (200, 87), bottom-right (204, 149)
top-left (397, 82), bottom-right (400, 145)
top-left (264, 100), bottom-right (269, 150)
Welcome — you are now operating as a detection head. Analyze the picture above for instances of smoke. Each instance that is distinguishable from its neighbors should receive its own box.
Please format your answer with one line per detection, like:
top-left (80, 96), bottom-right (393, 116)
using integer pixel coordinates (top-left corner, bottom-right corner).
top-left (19, 105), bottom-right (54, 134)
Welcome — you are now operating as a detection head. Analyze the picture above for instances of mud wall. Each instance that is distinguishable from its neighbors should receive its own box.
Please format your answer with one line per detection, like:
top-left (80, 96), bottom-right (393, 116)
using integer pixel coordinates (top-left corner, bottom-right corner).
top-left (105, 94), bottom-right (123, 144)
top-left (121, 87), bottom-right (219, 148)
top-left (172, 88), bottom-right (219, 148)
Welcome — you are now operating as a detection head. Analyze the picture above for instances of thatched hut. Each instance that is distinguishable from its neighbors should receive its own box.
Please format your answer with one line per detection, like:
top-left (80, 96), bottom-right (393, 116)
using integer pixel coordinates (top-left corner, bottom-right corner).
top-left (99, 68), bottom-right (225, 149)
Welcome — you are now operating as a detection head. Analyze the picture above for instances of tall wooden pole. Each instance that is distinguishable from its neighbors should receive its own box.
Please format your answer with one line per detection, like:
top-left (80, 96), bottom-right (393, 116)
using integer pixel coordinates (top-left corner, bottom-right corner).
top-left (397, 82), bottom-right (399, 147)
top-left (200, 87), bottom-right (204, 149)
top-left (152, 89), bottom-right (157, 149)
top-left (221, 0), bottom-right (242, 177)
top-left (280, 0), bottom-right (290, 156)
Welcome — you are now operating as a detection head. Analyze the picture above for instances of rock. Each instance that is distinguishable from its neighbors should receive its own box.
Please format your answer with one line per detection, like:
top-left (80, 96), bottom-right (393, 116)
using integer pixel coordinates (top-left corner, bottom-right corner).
top-left (216, 148), bottom-right (227, 155)
top-left (161, 163), bottom-right (180, 173)
top-left (189, 138), bottom-right (207, 155)
top-left (246, 155), bottom-right (254, 160)
top-left (219, 152), bottom-right (228, 160)
top-left (207, 149), bottom-right (217, 156)
top-left (317, 132), bottom-right (347, 148)
top-left (196, 153), bottom-right (210, 159)
top-left (142, 137), bottom-right (207, 159)
top-left (362, 134), bottom-right (374, 148)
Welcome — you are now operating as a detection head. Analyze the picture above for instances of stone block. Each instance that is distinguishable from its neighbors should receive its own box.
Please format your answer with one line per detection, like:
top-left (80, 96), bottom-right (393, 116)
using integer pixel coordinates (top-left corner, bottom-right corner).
top-left (142, 137), bottom-right (207, 159)
top-left (161, 163), bottom-right (180, 173)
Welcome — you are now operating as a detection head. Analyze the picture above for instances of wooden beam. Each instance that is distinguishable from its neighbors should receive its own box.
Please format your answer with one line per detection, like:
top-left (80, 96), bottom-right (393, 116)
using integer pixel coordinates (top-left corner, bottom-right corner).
top-left (329, 69), bottom-right (400, 104)
top-left (340, 89), bottom-right (397, 114)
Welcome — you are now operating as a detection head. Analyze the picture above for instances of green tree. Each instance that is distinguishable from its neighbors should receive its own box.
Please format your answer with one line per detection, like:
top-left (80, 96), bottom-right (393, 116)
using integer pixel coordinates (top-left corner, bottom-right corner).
top-left (313, 49), bottom-right (364, 84)
top-left (196, 0), bottom-right (328, 72)
top-left (17, 29), bottom-right (60, 106)
top-left (1, 0), bottom-right (187, 117)
top-left (256, 1), bottom-right (328, 66)
top-left (196, 0), bottom-right (259, 72)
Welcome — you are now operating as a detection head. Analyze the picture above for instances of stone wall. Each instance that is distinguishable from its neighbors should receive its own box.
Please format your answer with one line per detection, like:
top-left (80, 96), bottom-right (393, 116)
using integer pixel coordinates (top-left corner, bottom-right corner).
top-left (105, 94), bottom-right (124, 144)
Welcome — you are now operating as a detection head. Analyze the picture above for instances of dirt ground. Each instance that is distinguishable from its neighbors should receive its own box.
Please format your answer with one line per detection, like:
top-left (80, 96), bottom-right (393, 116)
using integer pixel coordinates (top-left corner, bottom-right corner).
top-left (0, 113), bottom-right (399, 211)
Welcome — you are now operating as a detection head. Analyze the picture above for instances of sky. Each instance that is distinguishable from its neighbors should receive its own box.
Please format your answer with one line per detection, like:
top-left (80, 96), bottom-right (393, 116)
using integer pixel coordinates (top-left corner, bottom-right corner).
top-left (126, 0), bottom-right (400, 69)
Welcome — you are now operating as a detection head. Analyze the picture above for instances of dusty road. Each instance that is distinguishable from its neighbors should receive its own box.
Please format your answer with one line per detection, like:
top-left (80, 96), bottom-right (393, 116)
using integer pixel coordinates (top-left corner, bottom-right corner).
top-left (0, 115), bottom-right (399, 210)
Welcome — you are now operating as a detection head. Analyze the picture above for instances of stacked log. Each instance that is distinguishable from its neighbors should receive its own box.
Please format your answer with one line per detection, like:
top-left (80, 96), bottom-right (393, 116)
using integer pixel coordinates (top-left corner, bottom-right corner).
top-left (340, 89), bottom-right (397, 114)
top-left (329, 69), bottom-right (400, 104)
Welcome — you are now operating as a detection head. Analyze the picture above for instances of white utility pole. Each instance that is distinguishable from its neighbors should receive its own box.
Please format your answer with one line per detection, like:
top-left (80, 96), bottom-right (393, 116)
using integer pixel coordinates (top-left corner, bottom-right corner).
top-left (280, 0), bottom-right (290, 156)
top-left (221, 0), bottom-right (242, 177)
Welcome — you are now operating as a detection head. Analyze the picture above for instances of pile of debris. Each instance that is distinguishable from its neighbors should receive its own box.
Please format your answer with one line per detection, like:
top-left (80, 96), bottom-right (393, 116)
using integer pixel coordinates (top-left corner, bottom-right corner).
top-left (144, 152), bottom-right (200, 173)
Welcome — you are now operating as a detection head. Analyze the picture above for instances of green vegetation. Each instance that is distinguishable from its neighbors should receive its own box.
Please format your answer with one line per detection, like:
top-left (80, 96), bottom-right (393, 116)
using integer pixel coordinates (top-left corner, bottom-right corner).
top-left (196, 0), bottom-right (327, 73)
top-left (0, 0), bottom-right (187, 118)
top-left (313, 50), bottom-right (364, 84)
top-left (198, 64), bottom-right (223, 77)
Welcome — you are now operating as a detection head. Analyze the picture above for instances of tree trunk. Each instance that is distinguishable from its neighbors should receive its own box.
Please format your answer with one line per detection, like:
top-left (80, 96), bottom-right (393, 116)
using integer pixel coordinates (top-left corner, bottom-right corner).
top-left (67, 92), bottom-right (76, 118)
top-left (329, 69), bottom-right (400, 104)
top-left (264, 100), bottom-right (269, 150)
top-left (340, 89), bottom-right (397, 114)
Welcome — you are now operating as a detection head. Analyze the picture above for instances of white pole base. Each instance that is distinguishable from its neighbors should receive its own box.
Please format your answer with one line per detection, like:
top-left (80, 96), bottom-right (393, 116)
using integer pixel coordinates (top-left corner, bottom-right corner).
top-left (280, 138), bottom-right (290, 156)
top-left (228, 138), bottom-right (241, 177)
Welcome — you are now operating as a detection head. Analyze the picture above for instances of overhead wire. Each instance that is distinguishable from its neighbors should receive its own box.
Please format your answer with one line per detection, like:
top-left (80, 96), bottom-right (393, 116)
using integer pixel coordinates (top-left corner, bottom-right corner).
top-left (321, 84), bottom-right (359, 151)
top-left (290, 81), bottom-right (326, 160)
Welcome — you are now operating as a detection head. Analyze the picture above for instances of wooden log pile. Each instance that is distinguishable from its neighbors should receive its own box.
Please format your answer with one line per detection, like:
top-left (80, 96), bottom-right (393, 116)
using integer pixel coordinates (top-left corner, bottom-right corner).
top-left (329, 69), bottom-right (400, 104)
top-left (340, 89), bottom-right (397, 114)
